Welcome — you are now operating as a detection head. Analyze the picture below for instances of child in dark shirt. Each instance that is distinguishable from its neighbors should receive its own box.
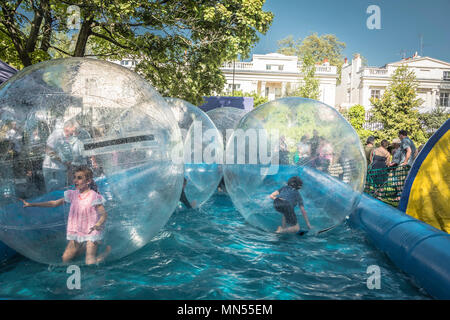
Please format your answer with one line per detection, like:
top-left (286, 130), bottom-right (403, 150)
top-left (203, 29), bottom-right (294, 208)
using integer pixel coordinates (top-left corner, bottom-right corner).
top-left (269, 176), bottom-right (312, 233)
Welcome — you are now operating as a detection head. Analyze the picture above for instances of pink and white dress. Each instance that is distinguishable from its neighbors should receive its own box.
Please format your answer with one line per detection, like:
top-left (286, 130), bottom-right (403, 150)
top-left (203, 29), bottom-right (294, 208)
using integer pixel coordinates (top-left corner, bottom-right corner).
top-left (64, 189), bottom-right (106, 242)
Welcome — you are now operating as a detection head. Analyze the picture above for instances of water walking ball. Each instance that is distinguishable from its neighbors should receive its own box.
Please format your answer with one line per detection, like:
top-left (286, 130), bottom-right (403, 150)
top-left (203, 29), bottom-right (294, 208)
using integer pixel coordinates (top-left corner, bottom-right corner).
top-left (206, 107), bottom-right (247, 148)
top-left (206, 107), bottom-right (247, 192)
top-left (223, 97), bottom-right (366, 233)
top-left (165, 98), bottom-right (223, 208)
top-left (0, 58), bottom-right (184, 265)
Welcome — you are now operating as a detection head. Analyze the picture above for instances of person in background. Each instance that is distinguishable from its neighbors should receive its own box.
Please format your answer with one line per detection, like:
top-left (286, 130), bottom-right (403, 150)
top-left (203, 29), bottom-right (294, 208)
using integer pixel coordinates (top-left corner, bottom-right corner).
top-left (364, 136), bottom-right (375, 167)
top-left (398, 130), bottom-right (416, 167)
top-left (370, 139), bottom-right (390, 187)
top-left (315, 138), bottom-right (334, 172)
top-left (42, 120), bottom-right (78, 193)
top-left (309, 130), bottom-right (320, 159)
top-left (293, 135), bottom-right (311, 166)
top-left (388, 138), bottom-right (402, 167)
top-left (388, 138), bottom-right (406, 201)
top-left (279, 135), bottom-right (290, 164)
top-left (5, 121), bottom-right (23, 155)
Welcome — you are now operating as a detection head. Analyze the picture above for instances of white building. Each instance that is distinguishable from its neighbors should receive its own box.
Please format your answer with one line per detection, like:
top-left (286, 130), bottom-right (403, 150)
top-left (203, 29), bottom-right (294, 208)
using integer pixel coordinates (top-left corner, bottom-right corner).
top-left (112, 53), bottom-right (450, 113)
top-left (336, 53), bottom-right (450, 112)
top-left (112, 58), bottom-right (138, 69)
top-left (220, 53), bottom-right (338, 106)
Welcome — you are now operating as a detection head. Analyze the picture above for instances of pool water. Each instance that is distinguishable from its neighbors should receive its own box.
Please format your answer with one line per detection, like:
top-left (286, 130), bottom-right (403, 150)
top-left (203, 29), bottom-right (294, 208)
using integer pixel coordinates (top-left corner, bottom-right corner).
top-left (0, 192), bottom-right (430, 299)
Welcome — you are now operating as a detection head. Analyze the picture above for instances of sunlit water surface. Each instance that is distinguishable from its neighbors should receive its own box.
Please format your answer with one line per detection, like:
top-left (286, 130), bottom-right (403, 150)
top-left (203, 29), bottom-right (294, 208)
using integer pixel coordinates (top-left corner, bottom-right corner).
top-left (0, 193), bottom-right (430, 299)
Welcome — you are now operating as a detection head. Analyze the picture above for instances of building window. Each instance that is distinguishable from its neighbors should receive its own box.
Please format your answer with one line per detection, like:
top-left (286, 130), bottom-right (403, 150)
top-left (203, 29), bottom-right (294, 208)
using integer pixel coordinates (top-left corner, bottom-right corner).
top-left (371, 89), bottom-right (381, 100)
top-left (266, 64), bottom-right (284, 71)
top-left (228, 84), bottom-right (240, 91)
top-left (265, 87), bottom-right (270, 97)
top-left (444, 71), bottom-right (450, 81)
top-left (440, 93), bottom-right (449, 107)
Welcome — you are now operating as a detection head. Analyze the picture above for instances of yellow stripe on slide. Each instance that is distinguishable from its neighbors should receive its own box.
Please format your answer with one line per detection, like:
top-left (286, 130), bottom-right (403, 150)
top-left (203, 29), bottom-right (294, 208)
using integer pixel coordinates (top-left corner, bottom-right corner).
top-left (406, 131), bottom-right (450, 233)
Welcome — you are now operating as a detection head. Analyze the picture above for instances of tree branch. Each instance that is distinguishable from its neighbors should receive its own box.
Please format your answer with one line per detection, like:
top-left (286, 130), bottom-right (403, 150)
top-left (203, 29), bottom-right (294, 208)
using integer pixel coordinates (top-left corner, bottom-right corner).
top-left (25, 4), bottom-right (43, 53)
top-left (90, 30), bottom-right (133, 50)
top-left (49, 44), bottom-right (73, 57)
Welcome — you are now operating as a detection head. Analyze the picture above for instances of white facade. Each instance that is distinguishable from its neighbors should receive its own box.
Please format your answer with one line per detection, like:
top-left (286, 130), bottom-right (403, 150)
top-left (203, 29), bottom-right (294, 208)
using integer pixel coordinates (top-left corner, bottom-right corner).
top-left (220, 53), bottom-right (338, 107)
top-left (111, 58), bottom-right (138, 69)
top-left (336, 54), bottom-right (450, 112)
top-left (112, 53), bottom-right (450, 113)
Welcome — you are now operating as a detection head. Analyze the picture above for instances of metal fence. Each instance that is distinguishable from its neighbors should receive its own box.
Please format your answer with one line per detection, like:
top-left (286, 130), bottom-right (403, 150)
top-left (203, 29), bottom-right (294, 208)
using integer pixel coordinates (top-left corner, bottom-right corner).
top-left (340, 110), bottom-right (384, 131)
top-left (363, 111), bottom-right (384, 131)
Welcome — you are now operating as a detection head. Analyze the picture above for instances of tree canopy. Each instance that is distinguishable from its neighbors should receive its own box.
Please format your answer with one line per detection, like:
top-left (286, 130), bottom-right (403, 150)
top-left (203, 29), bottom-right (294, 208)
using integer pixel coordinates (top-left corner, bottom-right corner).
top-left (0, 0), bottom-right (273, 104)
top-left (418, 105), bottom-right (450, 139)
top-left (290, 53), bottom-right (320, 100)
top-left (277, 32), bottom-right (346, 81)
top-left (343, 104), bottom-right (374, 144)
top-left (370, 65), bottom-right (427, 144)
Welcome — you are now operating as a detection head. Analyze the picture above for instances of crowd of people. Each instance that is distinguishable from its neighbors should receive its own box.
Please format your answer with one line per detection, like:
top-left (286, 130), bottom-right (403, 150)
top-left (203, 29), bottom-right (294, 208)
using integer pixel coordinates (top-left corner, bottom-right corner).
top-left (364, 130), bottom-right (422, 201)
top-left (365, 130), bottom-right (420, 171)
top-left (279, 130), bottom-right (356, 184)
top-left (277, 128), bottom-right (423, 202)
top-left (281, 130), bottom-right (335, 171)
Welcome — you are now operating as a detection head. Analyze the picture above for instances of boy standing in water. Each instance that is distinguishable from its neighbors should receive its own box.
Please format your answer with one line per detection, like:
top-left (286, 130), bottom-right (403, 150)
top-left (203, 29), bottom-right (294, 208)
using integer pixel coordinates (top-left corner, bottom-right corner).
top-left (270, 176), bottom-right (312, 234)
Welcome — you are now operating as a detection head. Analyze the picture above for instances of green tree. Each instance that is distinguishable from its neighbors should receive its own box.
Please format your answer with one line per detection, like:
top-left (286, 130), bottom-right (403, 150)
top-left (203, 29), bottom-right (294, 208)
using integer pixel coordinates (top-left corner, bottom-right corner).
top-left (418, 106), bottom-right (450, 139)
top-left (277, 33), bottom-right (346, 82)
top-left (0, 0), bottom-right (273, 105)
top-left (345, 104), bottom-right (375, 144)
top-left (276, 35), bottom-right (301, 56)
top-left (0, 31), bottom-right (22, 68)
top-left (370, 65), bottom-right (427, 145)
top-left (294, 54), bottom-right (320, 100)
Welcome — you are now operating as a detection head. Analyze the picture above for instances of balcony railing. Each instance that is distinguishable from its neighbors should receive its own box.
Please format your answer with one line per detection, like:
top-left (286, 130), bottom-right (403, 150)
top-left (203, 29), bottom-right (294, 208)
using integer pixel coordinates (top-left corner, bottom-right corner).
top-left (315, 66), bottom-right (334, 73)
top-left (221, 61), bottom-right (254, 70)
top-left (362, 68), bottom-right (389, 77)
top-left (221, 62), bottom-right (337, 74)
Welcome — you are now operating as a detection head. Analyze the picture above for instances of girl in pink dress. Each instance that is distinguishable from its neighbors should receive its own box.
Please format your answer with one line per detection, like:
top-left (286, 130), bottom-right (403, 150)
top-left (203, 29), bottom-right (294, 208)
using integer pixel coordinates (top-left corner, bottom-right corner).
top-left (21, 166), bottom-right (111, 265)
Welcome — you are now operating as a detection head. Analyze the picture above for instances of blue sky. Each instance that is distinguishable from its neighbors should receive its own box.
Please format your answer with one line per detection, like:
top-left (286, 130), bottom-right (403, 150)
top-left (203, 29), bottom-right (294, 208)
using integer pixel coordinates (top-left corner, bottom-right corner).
top-left (251, 0), bottom-right (450, 67)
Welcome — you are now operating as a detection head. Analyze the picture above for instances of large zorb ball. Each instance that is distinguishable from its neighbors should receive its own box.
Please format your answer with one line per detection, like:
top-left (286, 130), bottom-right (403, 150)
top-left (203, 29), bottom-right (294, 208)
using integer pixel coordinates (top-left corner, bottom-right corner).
top-left (223, 97), bottom-right (366, 233)
top-left (206, 107), bottom-right (247, 147)
top-left (0, 58), bottom-right (183, 265)
top-left (206, 107), bottom-right (247, 192)
top-left (165, 98), bottom-right (223, 208)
